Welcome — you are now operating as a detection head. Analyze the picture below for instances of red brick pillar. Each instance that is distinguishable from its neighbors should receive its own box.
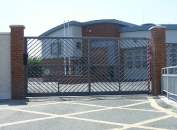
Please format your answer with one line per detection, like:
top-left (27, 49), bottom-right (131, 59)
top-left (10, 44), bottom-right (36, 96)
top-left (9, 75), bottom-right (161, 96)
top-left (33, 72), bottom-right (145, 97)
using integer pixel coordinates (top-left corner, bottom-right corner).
top-left (149, 26), bottom-right (166, 96)
top-left (10, 25), bottom-right (25, 99)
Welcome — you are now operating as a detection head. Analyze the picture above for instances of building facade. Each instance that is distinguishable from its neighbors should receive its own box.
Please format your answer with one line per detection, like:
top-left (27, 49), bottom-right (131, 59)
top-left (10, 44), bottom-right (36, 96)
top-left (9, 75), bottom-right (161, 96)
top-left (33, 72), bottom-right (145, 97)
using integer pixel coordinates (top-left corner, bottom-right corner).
top-left (39, 19), bottom-right (177, 83)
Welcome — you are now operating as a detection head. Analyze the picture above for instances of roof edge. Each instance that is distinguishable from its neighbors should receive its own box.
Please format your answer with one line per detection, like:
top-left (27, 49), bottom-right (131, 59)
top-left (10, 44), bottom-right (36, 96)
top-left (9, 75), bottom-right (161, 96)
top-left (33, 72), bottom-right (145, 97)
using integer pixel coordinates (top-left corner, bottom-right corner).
top-left (119, 24), bottom-right (177, 32)
top-left (39, 19), bottom-right (137, 36)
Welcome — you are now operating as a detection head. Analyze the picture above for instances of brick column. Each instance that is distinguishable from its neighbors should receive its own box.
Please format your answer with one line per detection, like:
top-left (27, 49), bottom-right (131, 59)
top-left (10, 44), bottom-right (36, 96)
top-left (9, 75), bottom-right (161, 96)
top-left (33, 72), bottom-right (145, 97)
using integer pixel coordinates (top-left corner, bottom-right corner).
top-left (10, 25), bottom-right (25, 99)
top-left (149, 26), bottom-right (166, 96)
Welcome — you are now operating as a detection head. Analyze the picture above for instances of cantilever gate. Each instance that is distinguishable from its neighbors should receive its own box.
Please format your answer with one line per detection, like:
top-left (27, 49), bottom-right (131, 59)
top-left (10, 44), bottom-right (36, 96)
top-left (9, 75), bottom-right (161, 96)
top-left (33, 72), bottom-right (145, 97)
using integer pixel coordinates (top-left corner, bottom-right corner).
top-left (24, 37), bottom-right (151, 96)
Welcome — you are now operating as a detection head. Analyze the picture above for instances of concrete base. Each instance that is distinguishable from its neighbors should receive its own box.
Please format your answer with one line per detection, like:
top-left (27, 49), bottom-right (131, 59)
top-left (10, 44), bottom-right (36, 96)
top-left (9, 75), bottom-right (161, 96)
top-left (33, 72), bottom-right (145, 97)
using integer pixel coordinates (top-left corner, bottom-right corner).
top-left (158, 95), bottom-right (177, 109)
top-left (0, 93), bottom-right (11, 99)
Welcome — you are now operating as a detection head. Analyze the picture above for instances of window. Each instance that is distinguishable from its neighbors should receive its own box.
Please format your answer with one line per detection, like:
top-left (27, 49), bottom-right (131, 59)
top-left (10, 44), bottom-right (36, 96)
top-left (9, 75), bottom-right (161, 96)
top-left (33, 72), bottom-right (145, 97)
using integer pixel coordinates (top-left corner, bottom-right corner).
top-left (51, 42), bottom-right (61, 55)
top-left (143, 61), bottom-right (147, 67)
top-left (135, 61), bottom-right (141, 69)
top-left (43, 67), bottom-right (52, 76)
top-left (143, 51), bottom-right (147, 55)
top-left (172, 53), bottom-right (176, 58)
top-left (135, 51), bottom-right (140, 54)
top-left (171, 48), bottom-right (176, 52)
top-left (76, 66), bottom-right (82, 75)
top-left (128, 57), bottom-right (132, 60)
top-left (127, 61), bottom-right (133, 69)
top-left (135, 56), bottom-right (140, 60)
top-left (63, 65), bottom-right (69, 75)
top-left (76, 42), bottom-right (81, 50)
top-left (128, 51), bottom-right (132, 55)
top-left (108, 66), bottom-right (114, 78)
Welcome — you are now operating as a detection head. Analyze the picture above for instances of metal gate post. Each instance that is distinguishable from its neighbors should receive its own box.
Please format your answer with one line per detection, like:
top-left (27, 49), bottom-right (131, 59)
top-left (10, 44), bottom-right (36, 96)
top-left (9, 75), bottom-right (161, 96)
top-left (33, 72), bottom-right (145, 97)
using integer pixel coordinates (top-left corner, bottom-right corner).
top-left (24, 37), bottom-right (28, 96)
top-left (118, 40), bottom-right (121, 91)
top-left (58, 39), bottom-right (60, 93)
top-left (88, 39), bottom-right (91, 93)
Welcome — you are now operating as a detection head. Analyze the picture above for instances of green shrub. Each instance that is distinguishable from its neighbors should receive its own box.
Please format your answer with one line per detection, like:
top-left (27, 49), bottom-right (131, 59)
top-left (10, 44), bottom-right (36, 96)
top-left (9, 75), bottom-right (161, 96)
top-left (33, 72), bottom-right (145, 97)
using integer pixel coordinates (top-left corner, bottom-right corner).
top-left (28, 57), bottom-right (42, 78)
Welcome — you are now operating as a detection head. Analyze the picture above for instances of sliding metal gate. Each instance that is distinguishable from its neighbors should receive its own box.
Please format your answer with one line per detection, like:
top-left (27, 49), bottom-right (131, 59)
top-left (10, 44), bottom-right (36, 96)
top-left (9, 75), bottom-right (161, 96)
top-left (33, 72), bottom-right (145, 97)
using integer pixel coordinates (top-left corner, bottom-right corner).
top-left (24, 37), bottom-right (150, 96)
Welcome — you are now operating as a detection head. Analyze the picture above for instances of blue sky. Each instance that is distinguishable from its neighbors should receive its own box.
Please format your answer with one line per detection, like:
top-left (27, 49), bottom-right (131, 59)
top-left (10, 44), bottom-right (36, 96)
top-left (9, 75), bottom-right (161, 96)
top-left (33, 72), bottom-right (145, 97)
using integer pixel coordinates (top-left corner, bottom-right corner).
top-left (0, 0), bottom-right (177, 36)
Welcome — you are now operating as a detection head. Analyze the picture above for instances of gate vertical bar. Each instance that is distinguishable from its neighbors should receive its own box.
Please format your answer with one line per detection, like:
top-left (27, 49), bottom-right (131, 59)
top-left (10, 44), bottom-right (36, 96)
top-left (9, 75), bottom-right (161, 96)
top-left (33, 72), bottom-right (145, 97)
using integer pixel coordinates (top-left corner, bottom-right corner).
top-left (88, 39), bottom-right (91, 93)
top-left (118, 40), bottom-right (121, 91)
top-left (167, 68), bottom-right (169, 99)
top-left (58, 39), bottom-right (60, 93)
top-left (24, 37), bottom-right (28, 96)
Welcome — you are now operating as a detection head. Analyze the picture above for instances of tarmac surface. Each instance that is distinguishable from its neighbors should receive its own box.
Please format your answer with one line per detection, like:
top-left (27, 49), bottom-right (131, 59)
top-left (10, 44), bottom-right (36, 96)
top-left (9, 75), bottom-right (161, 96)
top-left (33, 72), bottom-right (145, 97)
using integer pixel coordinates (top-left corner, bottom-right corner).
top-left (0, 95), bottom-right (177, 130)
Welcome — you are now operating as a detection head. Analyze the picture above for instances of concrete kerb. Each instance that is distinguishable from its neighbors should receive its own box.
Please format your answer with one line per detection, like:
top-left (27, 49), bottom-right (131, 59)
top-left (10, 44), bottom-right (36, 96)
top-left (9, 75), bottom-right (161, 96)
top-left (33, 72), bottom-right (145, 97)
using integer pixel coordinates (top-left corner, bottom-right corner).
top-left (158, 95), bottom-right (177, 109)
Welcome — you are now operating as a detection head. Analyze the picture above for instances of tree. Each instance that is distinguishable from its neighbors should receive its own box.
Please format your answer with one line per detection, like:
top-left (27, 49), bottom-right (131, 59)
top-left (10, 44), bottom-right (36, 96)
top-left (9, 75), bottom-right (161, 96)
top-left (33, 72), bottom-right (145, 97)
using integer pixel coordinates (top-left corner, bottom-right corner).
top-left (28, 57), bottom-right (42, 78)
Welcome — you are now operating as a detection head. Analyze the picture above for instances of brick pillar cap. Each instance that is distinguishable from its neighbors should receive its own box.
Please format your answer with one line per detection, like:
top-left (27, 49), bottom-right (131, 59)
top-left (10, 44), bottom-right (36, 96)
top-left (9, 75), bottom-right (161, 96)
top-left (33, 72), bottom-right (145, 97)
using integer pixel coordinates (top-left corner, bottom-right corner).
top-left (149, 26), bottom-right (166, 30)
top-left (9, 25), bottom-right (25, 28)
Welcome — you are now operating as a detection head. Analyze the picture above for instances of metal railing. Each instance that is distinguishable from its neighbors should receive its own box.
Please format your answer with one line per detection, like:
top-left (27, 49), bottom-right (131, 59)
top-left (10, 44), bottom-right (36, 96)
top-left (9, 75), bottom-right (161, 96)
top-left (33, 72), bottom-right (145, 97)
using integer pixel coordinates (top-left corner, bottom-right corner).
top-left (161, 66), bottom-right (177, 98)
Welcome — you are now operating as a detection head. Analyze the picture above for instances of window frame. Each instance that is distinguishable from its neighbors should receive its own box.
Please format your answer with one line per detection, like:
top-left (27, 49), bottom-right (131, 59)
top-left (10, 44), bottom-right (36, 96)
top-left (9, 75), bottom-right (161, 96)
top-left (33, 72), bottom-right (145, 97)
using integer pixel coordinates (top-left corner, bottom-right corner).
top-left (51, 42), bottom-right (61, 56)
top-left (76, 42), bottom-right (81, 50)
top-left (91, 66), bottom-right (96, 75)
top-left (43, 67), bottom-right (52, 76)
top-left (76, 65), bottom-right (82, 76)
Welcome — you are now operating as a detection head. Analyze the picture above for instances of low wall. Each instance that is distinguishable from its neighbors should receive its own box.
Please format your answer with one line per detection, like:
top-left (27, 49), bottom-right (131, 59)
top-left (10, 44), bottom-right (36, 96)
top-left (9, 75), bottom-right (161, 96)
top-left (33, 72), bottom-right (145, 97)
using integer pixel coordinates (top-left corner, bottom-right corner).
top-left (0, 33), bottom-right (11, 99)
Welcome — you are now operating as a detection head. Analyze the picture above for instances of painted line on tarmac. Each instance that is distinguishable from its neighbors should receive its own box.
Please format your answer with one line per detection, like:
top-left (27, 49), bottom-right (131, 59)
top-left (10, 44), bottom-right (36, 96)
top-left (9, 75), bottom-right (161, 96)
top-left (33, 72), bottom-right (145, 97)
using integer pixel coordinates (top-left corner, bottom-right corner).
top-left (116, 101), bottom-right (149, 108)
top-left (64, 101), bottom-right (149, 116)
top-left (7, 100), bottom-right (75, 109)
top-left (0, 116), bottom-right (57, 128)
top-left (63, 116), bottom-right (169, 130)
top-left (64, 100), bottom-right (149, 109)
top-left (112, 124), bottom-right (170, 130)
top-left (118, 107), bottom-right (163, 113)
top-left (64, 107), bottom-right (113, 116)
top-left (6, 108), bottom-right (58, 116)
top-left (1, 100), bottom-right (150, 128)
top-left (8, 100), bottom-right (149, 117)
top-left (10, 100), bottom-right (149, 117)
top-left (148, 97), bottom-right (177, 118)
top-left (0, 99), bottom-right (153, 129)
top-left (120, 115), bottom-right (171, 130)
top-left (64, 102), bottom-right (108, 108)
top-left (0, 108), bottom-right (6, 111)
top-left (133, 115), bottom-right (172, 126)
top-left (130, 99), bottom-right (148, 102)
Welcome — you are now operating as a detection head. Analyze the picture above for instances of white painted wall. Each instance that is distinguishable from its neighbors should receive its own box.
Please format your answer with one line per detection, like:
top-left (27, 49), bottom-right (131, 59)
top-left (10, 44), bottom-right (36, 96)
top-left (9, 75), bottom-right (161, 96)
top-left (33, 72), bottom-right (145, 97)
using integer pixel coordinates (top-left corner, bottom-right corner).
top-left (47, 25), bottom-right (82, 37)
top-left (120, 30), bottom-right (177, 43)
top-left (0, 33), bottom-right (11, 99)
top-left (70, 26), bottom-right (82, 37)
top-left (166, 30), bottom-right (177, 43)
top-left (120, 31), bottom-right (151, 38)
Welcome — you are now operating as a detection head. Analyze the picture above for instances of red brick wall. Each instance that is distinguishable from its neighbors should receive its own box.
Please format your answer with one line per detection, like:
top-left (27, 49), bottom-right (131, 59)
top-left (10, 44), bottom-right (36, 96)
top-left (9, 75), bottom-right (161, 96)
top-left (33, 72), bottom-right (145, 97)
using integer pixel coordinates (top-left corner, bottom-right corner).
top-left (90, 48), bottom-right (108, 82)
top-left (82, 23), bottom-right (120, 37)
top-left (82, 23), bottom-right (120, 57)
top-left (42, 54), bottom-right (108, 84)
top-left (10, 25), bottom-right (25, 99)
top-left (150, 26), bottom-right (166, 96)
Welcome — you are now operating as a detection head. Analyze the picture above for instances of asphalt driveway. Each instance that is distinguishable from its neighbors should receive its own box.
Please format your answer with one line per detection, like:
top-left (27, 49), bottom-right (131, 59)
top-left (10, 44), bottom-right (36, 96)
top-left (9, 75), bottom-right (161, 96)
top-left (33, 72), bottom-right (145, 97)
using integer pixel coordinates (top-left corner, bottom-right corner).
top-left (0, 95), bottom-right (177, 130)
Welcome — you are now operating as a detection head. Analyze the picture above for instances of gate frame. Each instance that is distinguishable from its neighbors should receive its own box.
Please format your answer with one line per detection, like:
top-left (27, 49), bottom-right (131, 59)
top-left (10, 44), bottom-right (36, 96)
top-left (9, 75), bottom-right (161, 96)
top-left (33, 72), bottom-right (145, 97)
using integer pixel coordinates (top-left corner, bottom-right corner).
top-left (24, 36), bottom-right (150, 97)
